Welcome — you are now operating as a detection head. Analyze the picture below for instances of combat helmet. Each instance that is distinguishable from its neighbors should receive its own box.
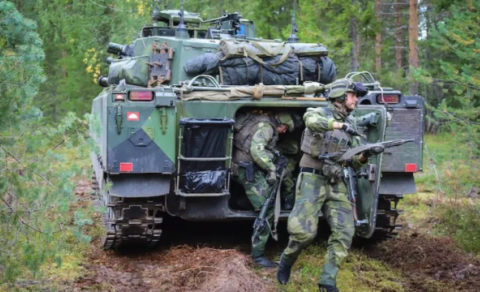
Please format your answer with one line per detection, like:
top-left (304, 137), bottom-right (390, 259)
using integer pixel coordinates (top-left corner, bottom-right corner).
top-left (277, 112), bottom-right (303, 133)
top-left (327, 78), bottom-right (367, 102)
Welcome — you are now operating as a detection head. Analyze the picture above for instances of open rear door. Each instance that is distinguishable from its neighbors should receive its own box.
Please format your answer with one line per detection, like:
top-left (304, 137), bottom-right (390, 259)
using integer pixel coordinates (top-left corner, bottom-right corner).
top-left (351, 105), bottom-right (387, 237)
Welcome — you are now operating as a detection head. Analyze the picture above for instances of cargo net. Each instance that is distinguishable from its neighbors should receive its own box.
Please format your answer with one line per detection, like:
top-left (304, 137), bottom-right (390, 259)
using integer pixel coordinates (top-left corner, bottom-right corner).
top-left (184, 40), bottom-right (337, 86)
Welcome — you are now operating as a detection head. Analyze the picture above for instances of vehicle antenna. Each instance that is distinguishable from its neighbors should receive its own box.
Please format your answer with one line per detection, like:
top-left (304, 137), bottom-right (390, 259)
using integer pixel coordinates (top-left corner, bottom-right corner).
top-left (176, 0), bottom-right (190, 39)
top-left (287, 0), bottom-right (299, 43)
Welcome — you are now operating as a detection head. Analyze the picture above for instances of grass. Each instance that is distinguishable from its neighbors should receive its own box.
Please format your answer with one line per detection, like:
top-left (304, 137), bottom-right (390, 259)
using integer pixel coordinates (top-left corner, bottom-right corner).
top-left (402, 133), bottom-right (480, 254)
top-left (276, 245), bottom-right (405, 292)
top-left (416, 133), bottom-right (480, 197)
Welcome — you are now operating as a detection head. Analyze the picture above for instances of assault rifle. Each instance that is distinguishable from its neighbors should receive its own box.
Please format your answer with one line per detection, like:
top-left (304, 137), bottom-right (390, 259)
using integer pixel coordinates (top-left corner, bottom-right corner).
top-left (319, 139), bottom-right (414, 226)
top-left (252, 154), bottom-right (287, 243)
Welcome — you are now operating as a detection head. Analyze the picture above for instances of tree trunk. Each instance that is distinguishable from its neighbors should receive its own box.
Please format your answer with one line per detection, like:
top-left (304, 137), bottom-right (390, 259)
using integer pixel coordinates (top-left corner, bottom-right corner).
top-left (62, 50), bottom-right (69, 104)
top-left (350, 0), bottom-right (359, 72)
top-left (375, 0), bottom-right (382, 73)
top-left (409, 0), bottom-right (419, 95)
top-left (218, 0), bottom-right (224, 15)
top-left (356, 30), bottom-right (361, 68)
top-left (395, 0), bottom-right (403, 70)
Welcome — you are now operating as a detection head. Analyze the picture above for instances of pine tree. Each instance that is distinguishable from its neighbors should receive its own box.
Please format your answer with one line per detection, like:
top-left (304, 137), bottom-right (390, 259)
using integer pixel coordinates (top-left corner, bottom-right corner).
top-left (416, 0), bottom-right (480, 150)
top-left (0, 1), bottom-right (44, 131)
top-left (0, 1), bottom-right (92, 287)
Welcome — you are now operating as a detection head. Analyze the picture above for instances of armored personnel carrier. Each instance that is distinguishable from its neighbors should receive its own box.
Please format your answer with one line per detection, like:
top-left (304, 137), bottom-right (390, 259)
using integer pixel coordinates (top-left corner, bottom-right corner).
top-left (90, 2), bottom-right (424, 249)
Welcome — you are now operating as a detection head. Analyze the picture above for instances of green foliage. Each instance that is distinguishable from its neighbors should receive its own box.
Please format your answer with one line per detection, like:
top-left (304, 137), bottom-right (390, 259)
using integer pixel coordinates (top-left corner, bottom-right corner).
top-left (0, 1), bottom-right (45, 131)
top-left (9, 0), bottom-right (155, 121)
top-left (0, 113), bottom-right (93, 287)
top-left (294, 0), bottom-right (378, 75)
top-left (0, 2), bottom-right (93, 288)
top-left (414, 1), bottom-right (480, 139)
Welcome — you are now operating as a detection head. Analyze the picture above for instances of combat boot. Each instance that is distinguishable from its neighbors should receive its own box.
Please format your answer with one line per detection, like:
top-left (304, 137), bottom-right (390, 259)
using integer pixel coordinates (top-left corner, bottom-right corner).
top-left (253, 256), bottom-right (277, 268)
top-left (318, 284), bottom-right (339, 292)
top-left (276, 253), bottom-right (295, 284)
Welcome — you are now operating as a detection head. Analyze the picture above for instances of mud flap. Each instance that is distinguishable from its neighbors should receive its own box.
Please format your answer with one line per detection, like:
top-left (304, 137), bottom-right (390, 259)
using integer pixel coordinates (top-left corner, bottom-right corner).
top-left (109, 174), bottom-right (171, 198)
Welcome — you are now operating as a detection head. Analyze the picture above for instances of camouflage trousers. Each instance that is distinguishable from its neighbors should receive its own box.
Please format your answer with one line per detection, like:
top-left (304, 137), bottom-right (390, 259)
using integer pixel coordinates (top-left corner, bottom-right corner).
top-left (281, 155), bottom-right (297, 201)
top-left (283, 172), bottom-right (355, 287)
top-left (234, 167), bottom-right (273, 258)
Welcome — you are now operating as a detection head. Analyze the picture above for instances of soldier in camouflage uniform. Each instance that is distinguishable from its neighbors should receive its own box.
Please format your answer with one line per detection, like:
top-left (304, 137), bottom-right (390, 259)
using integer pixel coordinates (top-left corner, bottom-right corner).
top-left (277, 129), bottom-right (302, 210)
top-left (232, 111), bottom-right (298, 268)
top-left (276, 79), bottom-right (383, 292)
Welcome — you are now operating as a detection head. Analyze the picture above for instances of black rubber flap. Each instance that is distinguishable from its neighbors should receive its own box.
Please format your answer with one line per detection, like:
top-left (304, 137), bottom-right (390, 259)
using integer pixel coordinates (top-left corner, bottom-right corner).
top-left (182, 170), bottom-right (226, 193)
top-left (179, 119), bottom-right (232, 193)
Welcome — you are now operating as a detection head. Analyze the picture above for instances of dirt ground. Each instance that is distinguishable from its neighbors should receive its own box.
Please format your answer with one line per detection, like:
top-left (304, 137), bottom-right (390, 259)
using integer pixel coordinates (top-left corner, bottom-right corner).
top-left (73, 181), bottom-right (480, 292)
top-left (365, 233), bottom-right (480, 292)
top-left (73, 245), bottom-right (273, 292)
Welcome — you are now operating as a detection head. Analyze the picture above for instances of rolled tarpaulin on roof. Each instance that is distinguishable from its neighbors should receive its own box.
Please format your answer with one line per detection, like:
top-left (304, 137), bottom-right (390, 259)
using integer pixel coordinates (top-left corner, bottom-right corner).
top-left (284, 82), bottom-right (325, 95)
top-left (230, 84), bottom-right (285, 98)
top-left (218, 40), bottom-right (329, 60)
top-left (179, 83), bottom-right (326, 101)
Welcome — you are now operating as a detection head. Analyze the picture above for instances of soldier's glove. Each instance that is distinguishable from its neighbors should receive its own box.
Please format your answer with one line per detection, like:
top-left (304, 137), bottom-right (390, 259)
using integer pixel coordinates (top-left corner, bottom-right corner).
top-left (362, 146), bottom-right (385, 158)
top-left (266, 170), bottom-right (277, 185)
top-left (341, 123), bottom-right (362, 137)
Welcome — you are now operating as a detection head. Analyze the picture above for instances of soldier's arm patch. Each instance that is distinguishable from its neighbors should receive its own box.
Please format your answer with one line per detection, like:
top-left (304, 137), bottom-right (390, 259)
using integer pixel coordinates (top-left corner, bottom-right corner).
top-left (250, 125), bottom-right (276, 171)
top-left (251, 124), bottom-right (274, 144)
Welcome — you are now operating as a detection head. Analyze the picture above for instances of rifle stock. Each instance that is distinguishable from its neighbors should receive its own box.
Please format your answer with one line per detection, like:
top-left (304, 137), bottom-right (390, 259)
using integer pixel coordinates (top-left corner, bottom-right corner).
top-left (321, 139), bottom-right (414, 227)
top-left (252, 155), bottom-right (287, 243)
top-left (318, 139), bottom-right (414, 163)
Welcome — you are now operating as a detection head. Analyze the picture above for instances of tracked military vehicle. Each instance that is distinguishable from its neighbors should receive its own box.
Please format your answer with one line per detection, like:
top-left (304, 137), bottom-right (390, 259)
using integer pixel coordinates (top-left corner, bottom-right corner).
top-left (90, 2), bottom-right (424, 249)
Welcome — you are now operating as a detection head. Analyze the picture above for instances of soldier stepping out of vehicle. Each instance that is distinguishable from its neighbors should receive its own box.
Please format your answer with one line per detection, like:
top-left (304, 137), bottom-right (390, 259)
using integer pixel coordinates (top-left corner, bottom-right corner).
top-left (276, 119), bottom-right (303, 210)
top-left (232, 111), bottom-right (298, 268)
top-left (276, 79), bottom-right (384, 292)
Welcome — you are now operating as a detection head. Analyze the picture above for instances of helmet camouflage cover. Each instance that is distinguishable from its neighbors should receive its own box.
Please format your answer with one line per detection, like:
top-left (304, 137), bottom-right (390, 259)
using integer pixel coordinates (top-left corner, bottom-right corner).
top-left (277, 112), bottom-right (303, 133)
top-left (328, 78), bottom-right (367, 100)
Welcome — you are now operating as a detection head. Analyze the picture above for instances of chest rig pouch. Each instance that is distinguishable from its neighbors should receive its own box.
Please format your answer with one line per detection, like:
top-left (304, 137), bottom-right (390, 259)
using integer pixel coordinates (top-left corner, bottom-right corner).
top-left (301, 108), bottom-right (333, 157)
top-left (321, 129), bottom-right (352, 180)
top-left (300, 107), bottom-right (353, 181)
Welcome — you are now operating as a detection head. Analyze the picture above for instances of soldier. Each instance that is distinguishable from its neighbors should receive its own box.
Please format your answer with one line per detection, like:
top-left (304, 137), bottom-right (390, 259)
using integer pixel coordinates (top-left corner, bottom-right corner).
top-left (232, 110), bottom-right (297, 268)
top-left (276, 124), bottom-right (303, 210)
top-left (276, 79), bottom-right (384, 292)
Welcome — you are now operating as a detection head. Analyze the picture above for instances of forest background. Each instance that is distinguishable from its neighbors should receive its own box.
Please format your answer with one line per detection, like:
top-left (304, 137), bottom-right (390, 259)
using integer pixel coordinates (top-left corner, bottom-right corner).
top-left (1, 0), bottom-right (480, 289)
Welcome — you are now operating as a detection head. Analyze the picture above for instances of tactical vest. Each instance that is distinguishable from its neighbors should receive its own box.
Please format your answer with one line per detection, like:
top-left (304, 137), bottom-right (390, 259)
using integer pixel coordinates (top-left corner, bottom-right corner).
top-left (300, 108), bottom-right (352, 158)
top-left (233, 113), bottom-right (278, 163)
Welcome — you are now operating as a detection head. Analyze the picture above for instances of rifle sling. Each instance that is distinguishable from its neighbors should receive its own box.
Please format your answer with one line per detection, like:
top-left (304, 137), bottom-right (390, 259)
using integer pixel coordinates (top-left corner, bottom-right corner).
top-left (270, 168), bottom-right (285, 241)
